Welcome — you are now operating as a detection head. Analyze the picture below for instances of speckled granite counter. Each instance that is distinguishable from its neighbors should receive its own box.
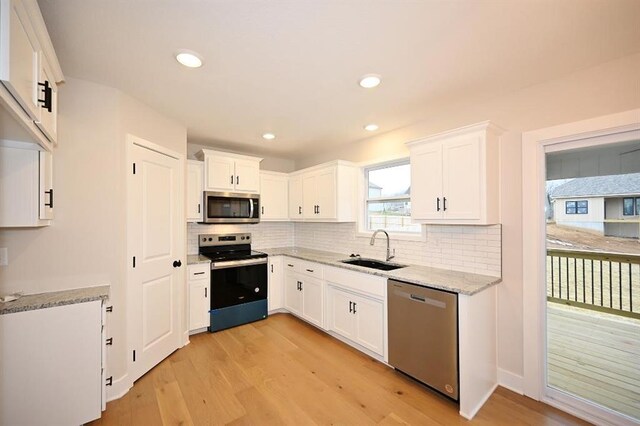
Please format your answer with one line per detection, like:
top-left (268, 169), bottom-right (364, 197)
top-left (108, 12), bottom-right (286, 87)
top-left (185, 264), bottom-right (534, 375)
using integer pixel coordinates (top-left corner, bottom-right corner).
top-left (260, 247), bottom-right (500, 296)
top-left (187, 254), bottom-right (212, 265)
top-left (0, 285), bottom-right (109, 315)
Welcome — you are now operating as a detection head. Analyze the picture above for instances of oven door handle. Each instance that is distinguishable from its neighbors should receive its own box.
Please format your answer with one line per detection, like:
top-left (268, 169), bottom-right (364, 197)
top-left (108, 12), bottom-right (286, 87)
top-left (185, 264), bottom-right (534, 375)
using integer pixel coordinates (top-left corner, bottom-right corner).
top-left (211, 258), bottom-right (267, 270)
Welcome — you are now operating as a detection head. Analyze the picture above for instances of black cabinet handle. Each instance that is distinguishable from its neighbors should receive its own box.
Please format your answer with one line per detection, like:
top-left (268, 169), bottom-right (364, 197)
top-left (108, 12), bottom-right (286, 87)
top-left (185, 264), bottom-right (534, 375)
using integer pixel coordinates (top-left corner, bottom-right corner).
top-left (261, 206), bottom-right (264, 215)
top-left (236, 176), bottom-right (239, 185)
top-left (194, 272), bottom-right (205, 275)
top-left (306, 269), bottom-right (314, 273)
top-left (231, 175), bottom-right (234, 184)
top-left (443, 197), bottom-right (447, 211)
top-left (204, 288), bottom-right (208, 298)
top-left (349, 301), bottom-right (353, 313)
top-left (38, 81), bottom-right (52, 112)
top-left (352, 302), bottom-right (357, 314)
top-left (298, 206), bottom-right (302, 215)
top-left (45, 189), bottom-right (54, 208)
top-left (287, 264), bottom-right (294, 267)
top-left (173, 260), bottom-right (182, 268)
top-left (317, 205), bottom-right (320, 214)
top-left (271, 264), bottom-right (274, 273)
top-left (436, 197), bottom-right (440, 212)
top-left (198, 203), bottom-right (201, 213)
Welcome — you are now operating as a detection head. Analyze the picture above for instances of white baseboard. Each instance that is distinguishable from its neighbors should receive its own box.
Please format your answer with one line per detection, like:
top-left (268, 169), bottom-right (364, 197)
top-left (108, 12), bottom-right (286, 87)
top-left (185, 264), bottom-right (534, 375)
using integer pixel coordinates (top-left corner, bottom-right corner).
top-left (106, 373), bottom-right (132, 403)
top-left (459, 382), bottom-right (499, 420)
top-left (498, 368), bottom-right (524, 395)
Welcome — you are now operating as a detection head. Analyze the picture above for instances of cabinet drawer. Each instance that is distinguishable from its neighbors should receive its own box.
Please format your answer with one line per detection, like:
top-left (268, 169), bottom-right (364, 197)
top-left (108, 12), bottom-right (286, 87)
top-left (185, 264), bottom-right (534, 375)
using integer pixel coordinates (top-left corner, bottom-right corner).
top-left (188, 264), bottom-right (210, 280)
top-left (298, 260), bottom-right (323, 279)
top-left (283, 257), bottom-right (300, 273)
top-left (324, 266), bottom-right (386, 299)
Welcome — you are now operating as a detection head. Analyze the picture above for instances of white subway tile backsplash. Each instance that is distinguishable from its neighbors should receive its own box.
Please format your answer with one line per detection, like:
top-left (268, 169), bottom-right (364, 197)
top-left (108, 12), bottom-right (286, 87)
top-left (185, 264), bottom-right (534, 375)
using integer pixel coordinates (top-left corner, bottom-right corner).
top-left (187, 221), bottom-right (501, 277)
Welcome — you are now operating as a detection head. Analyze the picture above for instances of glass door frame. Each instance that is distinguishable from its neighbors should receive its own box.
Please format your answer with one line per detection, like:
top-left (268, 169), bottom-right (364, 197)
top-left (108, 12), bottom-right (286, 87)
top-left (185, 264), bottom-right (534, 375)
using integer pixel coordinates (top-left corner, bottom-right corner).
top-left (522, 110), bottom-right (640, 426)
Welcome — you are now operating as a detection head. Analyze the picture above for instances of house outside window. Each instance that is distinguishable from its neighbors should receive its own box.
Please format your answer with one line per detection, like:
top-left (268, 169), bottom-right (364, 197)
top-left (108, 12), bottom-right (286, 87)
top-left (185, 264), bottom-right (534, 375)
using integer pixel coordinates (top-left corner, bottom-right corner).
top-left (623, 197), bottom-right (640, 215)
top-left (364, 160), bottom-right (420, 233)
top-left (565, 200), bottom-right (588, 215)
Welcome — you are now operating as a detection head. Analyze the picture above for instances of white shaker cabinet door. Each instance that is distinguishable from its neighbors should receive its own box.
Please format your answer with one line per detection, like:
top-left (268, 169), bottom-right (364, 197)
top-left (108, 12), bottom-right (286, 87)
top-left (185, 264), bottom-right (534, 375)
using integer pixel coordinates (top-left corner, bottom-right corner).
top-left (288, 174), bottom-right (304, 219)
top-left (186, 160), bottom-right (203, 222)
top-left (301, 275), bottom-right (324, 328)
top-left (314, 167), bottom-right (336, 219)
top-left (189, 280), bottom-right (209, 330)
top-left (353, 295), bottom-right (384, 356)
top-left (234, 158), bottom-right (260, 193)
top-left (260, 172), bottom-right (288, 220)
top-left (204, 154), bottom-right (235, 191)
top-left (284, 272), bottom-right (302, 316)
top-left (410, 142), bottom-right (442, 220)
top-left (327, 286), bottom-right (356, 340)
top-left (442, 135), bottom-right (481, 220)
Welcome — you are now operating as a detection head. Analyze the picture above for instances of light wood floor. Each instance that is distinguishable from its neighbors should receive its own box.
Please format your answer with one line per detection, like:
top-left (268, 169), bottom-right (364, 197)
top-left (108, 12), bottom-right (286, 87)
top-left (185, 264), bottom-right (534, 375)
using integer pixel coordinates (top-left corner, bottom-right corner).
top-left (92, 313), bottom-right (589, 426)
top-left (548, 302), bottom-right (640, 420)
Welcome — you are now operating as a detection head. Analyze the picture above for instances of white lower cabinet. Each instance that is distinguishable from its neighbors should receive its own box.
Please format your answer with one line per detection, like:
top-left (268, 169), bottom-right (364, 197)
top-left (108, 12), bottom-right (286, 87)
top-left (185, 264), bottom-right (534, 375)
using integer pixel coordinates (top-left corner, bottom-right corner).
top-left (268, 256), bottom-right (284, 311)
top-left (327, 285), bottom-right (385, 356)
top-left (0, 301), bottom-right (103, 425)
top-left (283, 257), bottom-right (324, 328)
top-left (188, 264), bottom-right (210, 332)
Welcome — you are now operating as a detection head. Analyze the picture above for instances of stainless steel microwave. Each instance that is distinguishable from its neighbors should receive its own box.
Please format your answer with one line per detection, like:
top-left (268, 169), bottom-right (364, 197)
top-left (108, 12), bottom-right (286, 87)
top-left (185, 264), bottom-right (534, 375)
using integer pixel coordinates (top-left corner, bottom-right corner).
top-left (202, 191), bottom-right (260, 224)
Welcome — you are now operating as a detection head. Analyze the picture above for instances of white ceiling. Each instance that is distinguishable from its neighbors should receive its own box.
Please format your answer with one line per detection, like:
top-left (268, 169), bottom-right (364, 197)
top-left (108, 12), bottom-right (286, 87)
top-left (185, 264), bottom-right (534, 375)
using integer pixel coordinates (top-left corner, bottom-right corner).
top-left (38, 0), bottom-right (640, 160)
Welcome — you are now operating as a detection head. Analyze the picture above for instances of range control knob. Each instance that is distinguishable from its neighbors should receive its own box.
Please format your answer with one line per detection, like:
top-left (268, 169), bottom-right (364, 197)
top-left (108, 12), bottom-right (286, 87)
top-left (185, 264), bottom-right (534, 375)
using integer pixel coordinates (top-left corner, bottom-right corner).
top-left (241, 236), bottom-right (245, 240)
top-left (208, 237), bottom-right (213, 241)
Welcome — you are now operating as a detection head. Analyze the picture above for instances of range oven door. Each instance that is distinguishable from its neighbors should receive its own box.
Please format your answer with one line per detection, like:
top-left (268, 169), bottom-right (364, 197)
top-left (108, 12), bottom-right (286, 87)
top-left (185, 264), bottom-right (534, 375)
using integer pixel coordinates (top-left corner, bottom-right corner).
top-left (203, 191), bottom-right (260, 224)
top-left (210, 258), bottom-right (268, 310)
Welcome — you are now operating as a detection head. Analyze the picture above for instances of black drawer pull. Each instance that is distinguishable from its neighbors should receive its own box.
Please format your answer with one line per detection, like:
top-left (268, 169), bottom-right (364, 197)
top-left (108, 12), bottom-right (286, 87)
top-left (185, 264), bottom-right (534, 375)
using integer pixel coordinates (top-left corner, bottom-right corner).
top-left (306, 269), bottom-right (314, 273)
top-left (287, 264), bottom-right (294, 267)
top-left (194, 272), bottom-right (205, 275)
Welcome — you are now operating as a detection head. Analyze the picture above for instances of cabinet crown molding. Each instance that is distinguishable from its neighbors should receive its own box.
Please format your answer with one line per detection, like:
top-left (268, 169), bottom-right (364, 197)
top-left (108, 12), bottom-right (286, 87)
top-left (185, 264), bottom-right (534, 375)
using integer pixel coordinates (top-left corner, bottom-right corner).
top-left (289, 159), bottom-right (356, 176)
top-left (195, 149), bottom-right (263, 162)
top-left (405, 121), bottom-right (504, 148)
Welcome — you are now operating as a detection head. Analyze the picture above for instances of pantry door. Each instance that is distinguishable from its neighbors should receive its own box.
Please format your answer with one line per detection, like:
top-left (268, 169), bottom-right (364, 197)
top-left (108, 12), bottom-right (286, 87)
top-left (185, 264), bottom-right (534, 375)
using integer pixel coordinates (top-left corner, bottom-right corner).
top-left (128, 136), bottom-right (184, 383)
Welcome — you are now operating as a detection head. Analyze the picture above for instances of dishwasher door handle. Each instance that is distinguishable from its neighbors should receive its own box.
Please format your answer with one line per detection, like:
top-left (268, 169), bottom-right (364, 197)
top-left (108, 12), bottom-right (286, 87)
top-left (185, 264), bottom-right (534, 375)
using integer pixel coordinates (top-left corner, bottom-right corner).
top-left (393, 289), bottom-right (447, 309)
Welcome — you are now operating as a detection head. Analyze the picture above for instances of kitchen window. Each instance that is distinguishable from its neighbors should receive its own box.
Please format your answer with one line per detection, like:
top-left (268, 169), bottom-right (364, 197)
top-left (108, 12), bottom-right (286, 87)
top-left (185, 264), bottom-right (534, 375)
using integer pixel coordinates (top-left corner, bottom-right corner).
top-left (363, 160), bottom-right (421, 234)
top-left (623, 197), bottom-right (640, 216)
top-left (565, 200), bottom-right (588, 215)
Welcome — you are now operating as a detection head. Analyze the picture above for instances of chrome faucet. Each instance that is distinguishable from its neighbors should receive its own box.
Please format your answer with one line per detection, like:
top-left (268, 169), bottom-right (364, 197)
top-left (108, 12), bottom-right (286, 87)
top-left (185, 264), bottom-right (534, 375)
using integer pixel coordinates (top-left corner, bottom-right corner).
top-left (370, 229), bottom-right (395, 261)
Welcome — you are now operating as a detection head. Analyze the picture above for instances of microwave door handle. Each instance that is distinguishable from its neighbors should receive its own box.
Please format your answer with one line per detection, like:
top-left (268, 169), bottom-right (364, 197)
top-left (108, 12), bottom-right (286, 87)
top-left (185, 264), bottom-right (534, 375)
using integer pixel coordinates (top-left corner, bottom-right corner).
top-left (249, 199), bottom-right (254, 218)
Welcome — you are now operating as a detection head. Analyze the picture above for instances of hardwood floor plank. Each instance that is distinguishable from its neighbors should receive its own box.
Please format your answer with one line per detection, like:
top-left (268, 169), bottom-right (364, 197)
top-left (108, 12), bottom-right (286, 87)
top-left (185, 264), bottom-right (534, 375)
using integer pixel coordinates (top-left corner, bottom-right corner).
top-left (91, 314), bottom-right (591, 426)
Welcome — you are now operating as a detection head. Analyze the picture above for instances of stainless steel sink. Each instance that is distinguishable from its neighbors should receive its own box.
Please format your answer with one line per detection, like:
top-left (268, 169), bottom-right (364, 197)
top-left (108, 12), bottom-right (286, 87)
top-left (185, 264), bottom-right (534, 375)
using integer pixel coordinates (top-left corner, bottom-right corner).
top-left (340, 258), bottom-right (406, 271)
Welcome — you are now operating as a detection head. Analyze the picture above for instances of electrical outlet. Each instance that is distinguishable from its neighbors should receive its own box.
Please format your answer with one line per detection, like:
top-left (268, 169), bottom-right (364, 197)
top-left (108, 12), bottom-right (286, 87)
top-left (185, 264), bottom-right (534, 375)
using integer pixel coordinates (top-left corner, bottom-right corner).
top-left (0, 248), bottom-right (8, 266)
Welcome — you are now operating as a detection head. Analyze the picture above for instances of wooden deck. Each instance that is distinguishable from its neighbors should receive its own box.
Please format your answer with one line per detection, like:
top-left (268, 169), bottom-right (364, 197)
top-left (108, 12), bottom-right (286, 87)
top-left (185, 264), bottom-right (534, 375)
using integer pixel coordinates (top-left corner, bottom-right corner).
top-left (547, 302), bottom-right (640, 420)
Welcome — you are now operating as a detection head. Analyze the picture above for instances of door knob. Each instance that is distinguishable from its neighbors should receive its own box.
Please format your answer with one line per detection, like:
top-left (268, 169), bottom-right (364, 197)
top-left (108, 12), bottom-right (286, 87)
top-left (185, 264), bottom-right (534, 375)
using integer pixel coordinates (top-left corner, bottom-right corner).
top-left (173, 260), bottom-right (182, 268)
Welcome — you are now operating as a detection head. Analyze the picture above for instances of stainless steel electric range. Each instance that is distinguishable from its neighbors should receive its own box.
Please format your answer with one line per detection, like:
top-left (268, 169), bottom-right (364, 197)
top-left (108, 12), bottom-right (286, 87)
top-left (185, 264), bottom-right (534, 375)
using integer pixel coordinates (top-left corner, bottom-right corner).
top-left (198, 233), bottom-right (268, 332)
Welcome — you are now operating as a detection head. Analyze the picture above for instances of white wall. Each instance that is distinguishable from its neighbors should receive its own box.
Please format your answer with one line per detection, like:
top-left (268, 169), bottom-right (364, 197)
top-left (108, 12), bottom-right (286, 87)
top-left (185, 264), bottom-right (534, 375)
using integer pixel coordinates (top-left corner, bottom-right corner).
top-left (0, 77), bottom-right (187, 389)
top-left (293, 52), bottom-right (640, 386)
top-left (187, 142), bottom-right (295, 173)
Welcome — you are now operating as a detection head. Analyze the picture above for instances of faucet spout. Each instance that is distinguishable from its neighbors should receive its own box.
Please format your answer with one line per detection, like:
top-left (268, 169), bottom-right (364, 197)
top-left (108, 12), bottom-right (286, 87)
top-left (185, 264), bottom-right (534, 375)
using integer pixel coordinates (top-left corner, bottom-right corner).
top-left (370, 229), bottom-right (395, 261)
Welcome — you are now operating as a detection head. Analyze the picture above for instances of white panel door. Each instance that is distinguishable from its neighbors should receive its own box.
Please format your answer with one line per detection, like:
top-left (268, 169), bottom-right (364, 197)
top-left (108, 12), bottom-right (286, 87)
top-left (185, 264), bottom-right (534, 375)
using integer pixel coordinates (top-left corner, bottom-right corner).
top-left (283, 272), bottom-right (302, 316)
top-left (354, 295), bottom-right (384, 356)
top-left (288, 175), bottom-right (304, 219)
top-left (38, 150), bottom-right (53, 220)
top-left (327, 286), bottom-right (355, 340)
top-left (260, 173), bottom-right (288, 220)
top-left (234, 159), bottom-right (260, 193)
top-left (129, 143), bottom-right (182, 382)
top-left (301, 276), bottom-right (323, 327)
top-left (0, 0), bottom-right (40, 121)
top-left (205, 155), bottom-right (234, 191)
top-left (186, 160), bottom-right (203, 222)
top-left (315, 167), bottom-right (336, 219)
top-left (411, 143), bottom-right (443, 220)
top-left (442, 136), bottom-right (481, 220)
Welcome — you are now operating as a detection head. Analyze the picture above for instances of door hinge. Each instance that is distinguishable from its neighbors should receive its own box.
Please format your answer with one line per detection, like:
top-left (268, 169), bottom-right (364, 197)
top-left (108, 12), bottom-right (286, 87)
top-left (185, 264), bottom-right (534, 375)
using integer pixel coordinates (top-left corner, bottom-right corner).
top-left (133, 163), bottom-right (136, 174)
top-left (105, 337), bottom-right (113, 346)
top-left (106, 376), bottom-right (113, 386)
top-left (105, 305), bottom-right (113, 313)
top-left (133, 350), bottom-right (136, 362)
top-left (133, 256), bottom-right (136, 268)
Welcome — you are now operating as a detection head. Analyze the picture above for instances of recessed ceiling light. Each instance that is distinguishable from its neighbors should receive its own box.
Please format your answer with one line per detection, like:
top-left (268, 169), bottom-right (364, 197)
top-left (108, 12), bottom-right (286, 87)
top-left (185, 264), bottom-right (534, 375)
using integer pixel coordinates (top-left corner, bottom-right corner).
top-left (262, 133), bottom-right (276, 140)
top-left (359, 74), bottom-right (381, 88)
top-left (175, 50), bottom-right (203, 68)
top-left (364, 124), bottom-right (379, 132)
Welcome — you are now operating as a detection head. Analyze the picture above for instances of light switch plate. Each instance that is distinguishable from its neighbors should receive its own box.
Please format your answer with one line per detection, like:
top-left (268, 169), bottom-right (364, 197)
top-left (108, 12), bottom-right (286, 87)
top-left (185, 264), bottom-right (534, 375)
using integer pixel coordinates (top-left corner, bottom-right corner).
top-left (0, 248), bottom-right (8, 266)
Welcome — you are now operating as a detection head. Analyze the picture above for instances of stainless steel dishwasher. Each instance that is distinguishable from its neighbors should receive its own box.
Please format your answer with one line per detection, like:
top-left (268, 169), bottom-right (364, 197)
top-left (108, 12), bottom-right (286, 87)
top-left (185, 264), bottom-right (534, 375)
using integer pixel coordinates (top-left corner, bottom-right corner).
top-left (387, 279), bottom-right (459, 401)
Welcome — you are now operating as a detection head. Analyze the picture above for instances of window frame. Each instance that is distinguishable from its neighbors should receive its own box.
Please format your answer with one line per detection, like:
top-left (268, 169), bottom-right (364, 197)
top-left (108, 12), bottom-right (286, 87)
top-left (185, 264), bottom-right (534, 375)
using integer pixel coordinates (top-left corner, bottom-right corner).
top-left (623, 197), bottom-right (635, 216)
top-left (565, 199), bottom-right (588, 215)
top-left (357, 158), bottom-right (425, 241)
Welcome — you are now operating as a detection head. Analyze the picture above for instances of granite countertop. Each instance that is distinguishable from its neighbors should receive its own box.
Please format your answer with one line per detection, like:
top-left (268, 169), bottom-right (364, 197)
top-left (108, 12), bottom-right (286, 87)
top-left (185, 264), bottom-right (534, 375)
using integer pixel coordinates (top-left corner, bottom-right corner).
top-left (259, 247), bottom-right (501, 296)
top-left (0, 285), bottom-right (110, 315)
top-left (187, 254), bottom-right (212, 265)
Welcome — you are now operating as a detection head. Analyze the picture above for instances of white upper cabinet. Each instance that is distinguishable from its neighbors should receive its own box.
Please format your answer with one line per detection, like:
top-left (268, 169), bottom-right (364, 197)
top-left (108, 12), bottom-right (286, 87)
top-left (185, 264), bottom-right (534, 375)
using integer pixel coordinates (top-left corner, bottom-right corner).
top-left (289, 161), bottom-right (357, 222)
top-left (186, 160), bottom-right (203, 222)
top-left (196, 149), bottom-right (262, 194)
top-left (260, 171), bottom-right (288, 221)
top-left (0, 0), bottom-right (63, 149)
top-left (407, 121), bottom-right (502, 225)
top-left (288, 174), bottom-right (304, 219)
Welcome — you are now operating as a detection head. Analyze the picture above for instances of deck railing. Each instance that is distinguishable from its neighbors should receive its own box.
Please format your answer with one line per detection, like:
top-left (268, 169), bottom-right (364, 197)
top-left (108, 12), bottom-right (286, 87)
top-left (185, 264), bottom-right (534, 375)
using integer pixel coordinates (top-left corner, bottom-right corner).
top-left (546, 248), bottom-right (640, 319)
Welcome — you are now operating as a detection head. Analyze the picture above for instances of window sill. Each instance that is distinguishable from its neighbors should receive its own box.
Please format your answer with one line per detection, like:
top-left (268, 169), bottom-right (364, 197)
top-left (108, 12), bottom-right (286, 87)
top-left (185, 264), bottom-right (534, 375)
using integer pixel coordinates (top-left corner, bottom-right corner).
top-left (356, 228), bottom-right (426, 242)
